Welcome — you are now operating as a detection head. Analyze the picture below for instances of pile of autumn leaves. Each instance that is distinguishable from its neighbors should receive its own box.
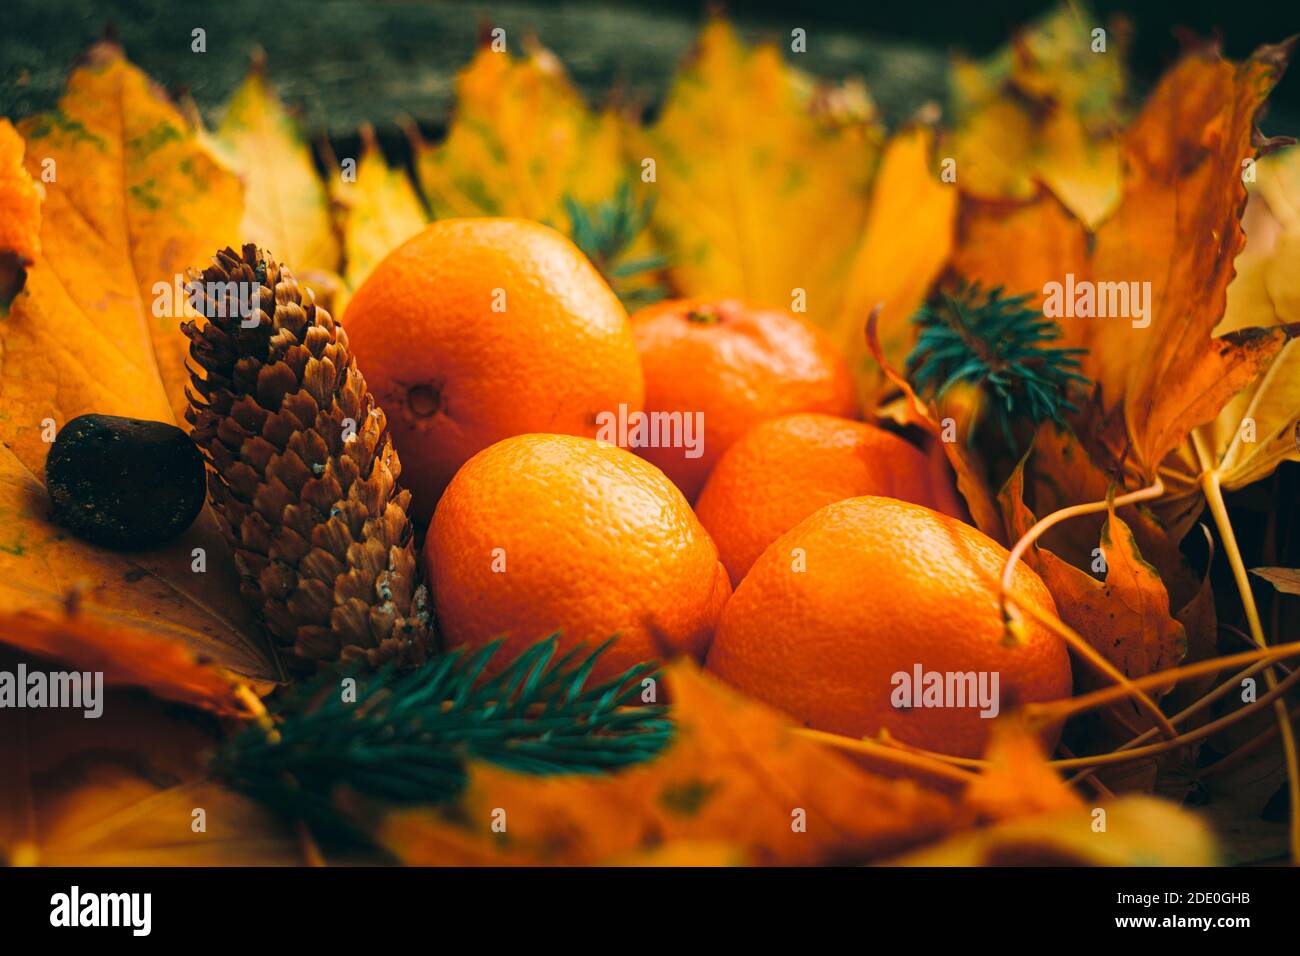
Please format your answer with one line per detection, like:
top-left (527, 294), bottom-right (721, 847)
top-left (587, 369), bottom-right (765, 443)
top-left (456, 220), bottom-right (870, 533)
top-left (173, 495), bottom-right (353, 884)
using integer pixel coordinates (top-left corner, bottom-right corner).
top-left (0, 7), bottom-right (1298, 865)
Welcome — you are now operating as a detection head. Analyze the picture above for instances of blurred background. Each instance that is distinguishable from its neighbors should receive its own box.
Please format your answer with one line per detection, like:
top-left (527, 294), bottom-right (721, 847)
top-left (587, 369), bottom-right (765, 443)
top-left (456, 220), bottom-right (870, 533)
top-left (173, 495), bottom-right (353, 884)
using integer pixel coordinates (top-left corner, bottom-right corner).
top-left (3, 0), bottom-right (1298, 142)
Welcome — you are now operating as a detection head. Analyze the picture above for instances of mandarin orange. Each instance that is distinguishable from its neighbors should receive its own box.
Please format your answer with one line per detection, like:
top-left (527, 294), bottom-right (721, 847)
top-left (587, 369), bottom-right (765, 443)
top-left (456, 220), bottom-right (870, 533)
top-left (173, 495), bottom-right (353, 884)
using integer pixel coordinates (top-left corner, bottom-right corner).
top-left (426, 433), bottom-right (732, 682)
top-left (695, 412), bottom-right (963, 585)
top-left (344, 218), bottom-right (644, 524)
top-left (628, 298), bottom-right (856, 501)
top-left (706, 496), bottom-right (1071, 758)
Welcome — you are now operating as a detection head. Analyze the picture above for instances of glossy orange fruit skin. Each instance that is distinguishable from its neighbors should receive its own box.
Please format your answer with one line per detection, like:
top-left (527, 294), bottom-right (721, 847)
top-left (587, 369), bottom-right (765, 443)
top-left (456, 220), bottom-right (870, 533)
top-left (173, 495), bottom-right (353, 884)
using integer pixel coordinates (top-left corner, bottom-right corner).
top-left (695, 413), bottom-right (964, 587)
top-left (427, 434), bottom-right (732, 682)
top-left (629, 299), bottom-right (856, 502)
top-left (706, 496), bottom-right (1072, 759)
top-left (343, 218), bottom-right (644, 525)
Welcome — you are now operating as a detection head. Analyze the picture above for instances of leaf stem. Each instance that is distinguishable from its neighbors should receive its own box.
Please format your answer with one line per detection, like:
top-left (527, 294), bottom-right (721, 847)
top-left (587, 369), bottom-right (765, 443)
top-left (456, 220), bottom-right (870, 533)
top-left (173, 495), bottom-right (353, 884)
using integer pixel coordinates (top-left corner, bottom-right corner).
top-left (1007, 588), bottom-right (1180, 741)
top-left (850, 648), bottom-right (1300, 775)
top-left (1025, 640), bottom-right (1300, 722)
top-left (1198, 699), bottom-right (1300, 778)
top-left (802, 643), bottom-right (1300, 797)
top-left (997, 477), bottom-right (1176, 740)
top-left (1192, 427), bottom-right (1300, 863)
top-left (1048, 662), bottom-right (1300, 771)
top-left (998, 477), bottom-right (1164, 619)
top-left (1064, 658), bottom-right (1272, 786)
top-left (791, 727), bottom-right (977, 786)
top-left (1057, 742), bottom-right (1115, 798)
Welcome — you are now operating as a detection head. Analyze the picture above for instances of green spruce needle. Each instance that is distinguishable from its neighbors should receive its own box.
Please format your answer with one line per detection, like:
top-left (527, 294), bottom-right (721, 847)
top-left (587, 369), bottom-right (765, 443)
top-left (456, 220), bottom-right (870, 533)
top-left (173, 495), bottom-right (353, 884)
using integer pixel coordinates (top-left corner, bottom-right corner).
top-left (906, 281), bottom-right (1090, 450)
top-left (561, 180), bottom-right (668, 308)
top-left (211, 636), bottom-right (672, 838)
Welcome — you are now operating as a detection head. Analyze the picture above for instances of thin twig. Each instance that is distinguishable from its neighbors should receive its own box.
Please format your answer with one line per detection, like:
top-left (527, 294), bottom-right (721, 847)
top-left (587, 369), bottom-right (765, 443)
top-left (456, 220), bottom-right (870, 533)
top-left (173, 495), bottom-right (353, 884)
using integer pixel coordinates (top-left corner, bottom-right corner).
top-left (791, 728), bottom-right (977, 786)
top-left (1199, 700), bottom-right (1300, 778)
top-left (1065, 659), bottom-right (1273, 786)
top-left (1192, 426), bottom-right (1300, 863)
top-left (1047, 663), bottom-right (1300, 771)
top-left (1058, 743), bottom-right (1115, 799)
top-left (1026, 641), bottom-right (1300, 722)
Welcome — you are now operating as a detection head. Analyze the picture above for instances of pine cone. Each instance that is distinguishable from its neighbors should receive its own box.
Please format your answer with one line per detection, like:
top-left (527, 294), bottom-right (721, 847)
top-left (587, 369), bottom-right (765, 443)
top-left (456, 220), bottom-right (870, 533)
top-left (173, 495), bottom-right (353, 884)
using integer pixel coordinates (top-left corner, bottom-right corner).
top-left (182, 244), bottom-right (435, 672)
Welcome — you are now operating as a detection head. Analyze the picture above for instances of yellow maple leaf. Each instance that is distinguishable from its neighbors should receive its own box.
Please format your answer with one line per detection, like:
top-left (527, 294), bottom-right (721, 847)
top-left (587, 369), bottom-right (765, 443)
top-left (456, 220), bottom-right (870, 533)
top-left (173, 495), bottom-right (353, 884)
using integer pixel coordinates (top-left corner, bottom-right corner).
top-left (337, 125), bottom-right (428, 289)
top-left (411, 40), bottom-right (626, 227)
top-left (948, 3), bottom-right (1126, 229)
top-left (0, 43), bottom-right (278, 691)
top-left (1086, 46), bottom-right (1294, 478)
top-left (834, 126), bottom-right (956, 405)
top-left (1162, 147), bottom-right (1300, 509)
top-left (4, 44), bottom-right (242, 450)
top-left (634, 20), bottom-right (883, 330)
top-left (216, 54), bottom-right (340, 274)
top-left (637, 21), bottom-right (958, 405)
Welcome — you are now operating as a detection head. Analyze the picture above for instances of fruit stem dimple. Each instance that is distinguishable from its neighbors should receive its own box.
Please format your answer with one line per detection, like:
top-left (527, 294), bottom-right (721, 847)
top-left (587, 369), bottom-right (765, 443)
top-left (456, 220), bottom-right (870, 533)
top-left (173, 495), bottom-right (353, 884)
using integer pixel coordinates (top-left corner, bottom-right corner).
top-left (686, 307), bottom-right (721, 325)
top-left (406, 383), bottom-right (442, 418)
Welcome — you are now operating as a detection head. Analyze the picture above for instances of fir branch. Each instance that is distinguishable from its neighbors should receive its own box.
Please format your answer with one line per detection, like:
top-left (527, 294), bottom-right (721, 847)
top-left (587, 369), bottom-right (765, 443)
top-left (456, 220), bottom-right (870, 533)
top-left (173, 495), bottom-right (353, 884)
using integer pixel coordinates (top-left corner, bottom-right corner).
top-left (906, 281), bottom-right (1090, 450)
top-left (562, 180), bottom-right (668, 308)
top-left (211, 636), bottom-right (672, 838)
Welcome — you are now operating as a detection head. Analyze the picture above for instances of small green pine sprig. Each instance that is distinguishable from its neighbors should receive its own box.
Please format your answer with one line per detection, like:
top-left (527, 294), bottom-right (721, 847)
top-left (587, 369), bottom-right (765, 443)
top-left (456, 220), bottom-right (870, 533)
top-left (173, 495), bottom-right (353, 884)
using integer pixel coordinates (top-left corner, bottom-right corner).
top-left (563, 181), bottom-right (668, 308)
top-left (906, 282), bottom-right (1090, 449)
top-left (211, 636), bottom-right (672, 837)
